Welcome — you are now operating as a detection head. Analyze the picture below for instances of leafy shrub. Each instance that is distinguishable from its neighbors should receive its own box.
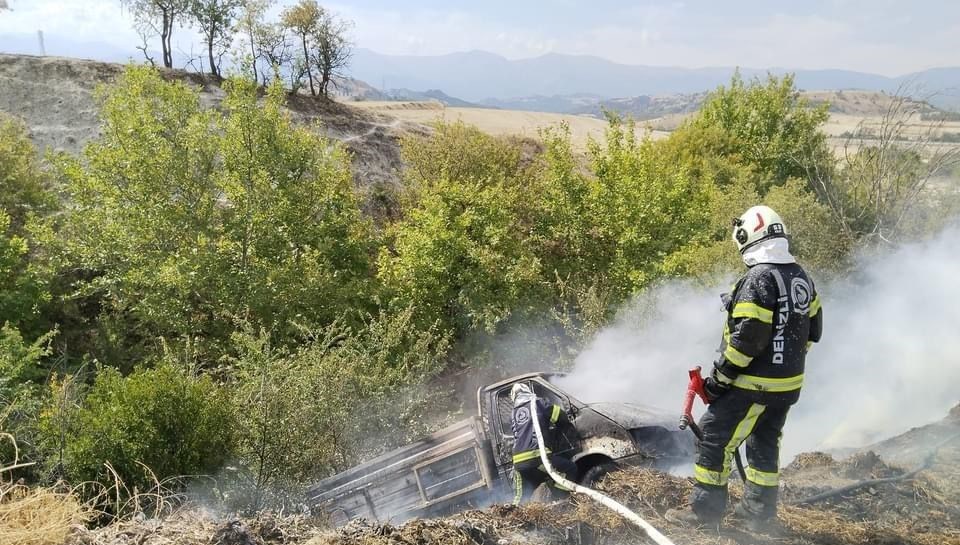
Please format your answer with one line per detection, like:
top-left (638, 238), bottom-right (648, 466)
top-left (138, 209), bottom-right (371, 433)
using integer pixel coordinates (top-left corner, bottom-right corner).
top-left (0, 115), bottom-right (55, 336)
top-left (0, 212), bottom-right (50, 332)
top-left (55, 67), bottom-right (375, 363)
top-left (0, 114), bottom-right (56, 233)
top-left (586, 117), bottom-right (715, 293)
top-left (691, 72), bottom-right (831, 189)
top-left (0, 324), bottom-right (56, 480)
top-left (229, 306), bottom-right (449, 509)
top-left (380, 122), bottom-right (545, 337)
top-left (49, 363), bottom-right (235, 495)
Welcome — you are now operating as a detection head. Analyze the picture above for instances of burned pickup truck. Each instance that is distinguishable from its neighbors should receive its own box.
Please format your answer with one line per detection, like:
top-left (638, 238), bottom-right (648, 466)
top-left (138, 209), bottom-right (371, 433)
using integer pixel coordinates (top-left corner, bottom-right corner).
top-left (306, 372), bottom-right (695, 524)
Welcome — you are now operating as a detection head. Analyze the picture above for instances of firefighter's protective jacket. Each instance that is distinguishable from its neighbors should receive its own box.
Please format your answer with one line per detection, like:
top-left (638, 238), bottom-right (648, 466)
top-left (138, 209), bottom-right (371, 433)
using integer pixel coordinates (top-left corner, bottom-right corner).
top-left (716, 262), bottom-right (822, 406)
top-left (511, 395), bottom-right (566, 463)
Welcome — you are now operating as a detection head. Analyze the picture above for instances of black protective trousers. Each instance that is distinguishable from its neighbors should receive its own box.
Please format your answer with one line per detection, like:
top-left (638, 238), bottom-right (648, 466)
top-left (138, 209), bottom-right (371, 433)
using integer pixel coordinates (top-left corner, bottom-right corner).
top-left (512, 455), bottom-right (578, 505)
top-left (691, 390), bottom-right (791, 521)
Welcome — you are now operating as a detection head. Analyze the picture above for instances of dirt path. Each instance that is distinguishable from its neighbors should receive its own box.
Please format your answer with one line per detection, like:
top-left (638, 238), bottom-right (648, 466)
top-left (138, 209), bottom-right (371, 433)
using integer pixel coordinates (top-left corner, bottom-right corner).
top-left (341, 117), bottom-right (404, 143)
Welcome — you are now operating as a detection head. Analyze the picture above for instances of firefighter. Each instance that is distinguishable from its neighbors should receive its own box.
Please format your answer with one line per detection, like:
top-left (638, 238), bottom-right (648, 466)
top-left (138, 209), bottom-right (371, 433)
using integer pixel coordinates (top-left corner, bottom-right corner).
top-left (667, 205), bottom-right (823, 531)
top-left (510, 382), bottom-right (578, 505)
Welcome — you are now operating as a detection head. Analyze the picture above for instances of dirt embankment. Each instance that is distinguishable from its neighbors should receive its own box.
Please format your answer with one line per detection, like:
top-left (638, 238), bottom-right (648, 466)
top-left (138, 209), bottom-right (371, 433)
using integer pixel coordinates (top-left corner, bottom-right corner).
top-left (0, 53), bottom-right (430, 199)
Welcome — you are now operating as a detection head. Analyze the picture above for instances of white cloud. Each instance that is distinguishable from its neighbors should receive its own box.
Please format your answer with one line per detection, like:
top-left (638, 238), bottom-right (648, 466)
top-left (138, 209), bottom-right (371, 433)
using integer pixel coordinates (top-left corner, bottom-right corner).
top-left (0, 0), bottom-right (137, 48)
top-left (327, 3), bottom-right (558, 59)
top-left (1, 0), bottom-right (957, 75)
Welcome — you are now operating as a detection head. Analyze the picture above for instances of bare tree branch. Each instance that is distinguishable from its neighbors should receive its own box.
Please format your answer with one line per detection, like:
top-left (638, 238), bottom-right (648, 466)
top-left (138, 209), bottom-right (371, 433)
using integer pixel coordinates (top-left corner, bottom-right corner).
top-left (136, 28), bottom-right (157, 67)
top-left (798, 81), bottom-right (960, 245)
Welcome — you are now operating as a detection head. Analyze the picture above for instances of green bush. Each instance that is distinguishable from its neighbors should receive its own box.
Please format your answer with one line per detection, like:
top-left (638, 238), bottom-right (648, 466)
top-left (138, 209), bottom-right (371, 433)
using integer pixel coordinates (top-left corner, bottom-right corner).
top-left (380, 122), bottom-right (545, 337)
top-left (691, 72), bottom-right (832, 190)
top-left (229, 307), bottom-right (449, 509)
top-left (586, 117), bottom-right (715, 293)
top-left (0, 212), bottom-right (50, 332)
top-left (0, 324), bottom-right (55, 480)
top-left (0, 115), bottom-right (56, 336)
top-left (56, 67), bottom-right (375, 363)
top-left (49, 363), bottom-right (235, 495)
top-left (0, 114), bottom-right (56, 233)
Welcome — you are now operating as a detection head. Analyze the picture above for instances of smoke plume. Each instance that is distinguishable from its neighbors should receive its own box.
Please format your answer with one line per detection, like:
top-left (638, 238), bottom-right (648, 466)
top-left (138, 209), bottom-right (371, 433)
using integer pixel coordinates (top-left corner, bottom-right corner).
top-left (556, 226), bottom-right (960, 462)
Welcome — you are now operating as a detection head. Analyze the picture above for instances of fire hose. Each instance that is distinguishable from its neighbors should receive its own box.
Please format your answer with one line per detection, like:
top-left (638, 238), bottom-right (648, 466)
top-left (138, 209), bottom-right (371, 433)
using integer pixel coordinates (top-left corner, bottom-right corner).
top-left (529, 398), bottom-right (677, 545)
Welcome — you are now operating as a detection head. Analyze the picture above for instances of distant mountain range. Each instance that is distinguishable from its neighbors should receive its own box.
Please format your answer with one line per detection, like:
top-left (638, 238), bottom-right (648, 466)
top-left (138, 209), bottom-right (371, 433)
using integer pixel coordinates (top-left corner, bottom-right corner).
top-left (347, 49), bottom-right (960, 111)
top-left (5, 32), bottom-right (959, 112)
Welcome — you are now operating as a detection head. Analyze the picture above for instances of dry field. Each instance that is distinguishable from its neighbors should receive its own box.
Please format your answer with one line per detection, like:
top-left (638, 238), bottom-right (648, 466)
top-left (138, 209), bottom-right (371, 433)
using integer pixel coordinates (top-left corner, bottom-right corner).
top-left (349, 94), bottom-right (960, 158)
top-left (349, 100), bottom-right (670, 150)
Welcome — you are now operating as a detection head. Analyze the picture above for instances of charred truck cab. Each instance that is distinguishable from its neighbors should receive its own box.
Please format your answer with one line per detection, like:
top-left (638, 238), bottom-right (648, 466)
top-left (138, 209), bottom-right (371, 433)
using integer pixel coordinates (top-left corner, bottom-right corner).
top-left (307, 372), bottom-right (694, 525)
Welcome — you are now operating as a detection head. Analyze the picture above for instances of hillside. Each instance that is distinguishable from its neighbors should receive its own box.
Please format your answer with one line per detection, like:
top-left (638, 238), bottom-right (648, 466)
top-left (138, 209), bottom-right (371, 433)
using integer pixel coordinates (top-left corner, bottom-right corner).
top-left (2, 53), bottom-right (956, 181)
top-left (481, 89), bottom-right (951, 120)
top-left (0, 53), bottom-right (429, 194)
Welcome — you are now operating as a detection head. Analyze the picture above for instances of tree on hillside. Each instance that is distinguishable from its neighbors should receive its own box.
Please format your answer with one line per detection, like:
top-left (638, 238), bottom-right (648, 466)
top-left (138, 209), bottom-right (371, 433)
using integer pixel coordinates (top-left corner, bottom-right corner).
top-left (235, 0), bottom-right (273, 84)
top-left (255, 22), bottom-right (298, 87)
top-left (280, 0), bottom-right (352, 97)
top-left (280, 0), bottom-right (321, 96)
top-left (312, 7), bottom-right (352, 96)
top-left (122, 0), bottom-right (190, 69)
top-left (188, 0), bottom-right (241, 79)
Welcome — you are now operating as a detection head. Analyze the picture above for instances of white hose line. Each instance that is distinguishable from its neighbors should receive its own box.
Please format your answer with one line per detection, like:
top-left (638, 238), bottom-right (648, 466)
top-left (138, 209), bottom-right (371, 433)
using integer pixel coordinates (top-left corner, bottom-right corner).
top-left (529, 398), bottom-right (677, 545)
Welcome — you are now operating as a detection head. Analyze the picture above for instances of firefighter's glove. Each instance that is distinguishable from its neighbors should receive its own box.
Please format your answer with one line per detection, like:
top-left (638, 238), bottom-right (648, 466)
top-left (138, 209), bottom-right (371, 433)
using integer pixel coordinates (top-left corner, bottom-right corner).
top-left (704, 367), bottom-right (734, 403)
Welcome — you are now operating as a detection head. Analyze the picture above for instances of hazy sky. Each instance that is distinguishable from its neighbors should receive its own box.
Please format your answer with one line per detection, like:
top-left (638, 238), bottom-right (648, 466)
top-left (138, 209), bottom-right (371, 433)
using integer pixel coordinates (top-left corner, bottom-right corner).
top-left (0, 0), bottom-right (957, 75)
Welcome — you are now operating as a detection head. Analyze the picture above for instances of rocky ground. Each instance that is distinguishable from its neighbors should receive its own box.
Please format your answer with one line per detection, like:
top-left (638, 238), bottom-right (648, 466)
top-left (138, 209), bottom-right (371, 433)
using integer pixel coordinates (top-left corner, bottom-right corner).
top-left (61, 407), bottom-right (960, 545)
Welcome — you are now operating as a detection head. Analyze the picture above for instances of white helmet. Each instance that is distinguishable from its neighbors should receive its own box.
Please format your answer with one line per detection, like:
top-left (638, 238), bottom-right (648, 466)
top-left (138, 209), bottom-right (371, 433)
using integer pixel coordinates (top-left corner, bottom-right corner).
top-left (732, 205), bottom-right (787, 253)
top-left (510, 382), bottom-right (533, 401)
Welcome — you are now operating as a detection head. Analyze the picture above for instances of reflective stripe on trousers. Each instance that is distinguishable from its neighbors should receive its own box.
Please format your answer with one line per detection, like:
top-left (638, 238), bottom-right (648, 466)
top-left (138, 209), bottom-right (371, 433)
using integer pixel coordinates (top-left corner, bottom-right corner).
top-left (745, 466), bottom-right (779, 487)
top-left (512, 470), bottom-right (523, 505)
top-left (694, 403), bottom-right (765, 487)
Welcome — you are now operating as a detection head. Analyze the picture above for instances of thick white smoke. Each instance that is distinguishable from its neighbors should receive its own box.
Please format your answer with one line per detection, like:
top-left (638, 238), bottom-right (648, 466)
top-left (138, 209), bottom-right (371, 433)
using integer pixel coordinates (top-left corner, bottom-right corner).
top-left (556, 226), bottom-right (960, 462)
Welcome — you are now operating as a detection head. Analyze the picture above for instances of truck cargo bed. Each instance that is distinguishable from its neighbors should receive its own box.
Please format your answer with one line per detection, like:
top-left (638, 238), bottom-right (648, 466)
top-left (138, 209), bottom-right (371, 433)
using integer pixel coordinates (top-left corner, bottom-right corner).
top-left (306, 418), bottom-right (495, 524)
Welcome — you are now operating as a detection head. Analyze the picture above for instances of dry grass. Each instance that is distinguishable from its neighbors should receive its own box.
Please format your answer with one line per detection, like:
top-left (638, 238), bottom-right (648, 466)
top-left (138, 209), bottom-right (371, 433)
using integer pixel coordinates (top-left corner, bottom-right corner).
top-left (305, 457), bottom-right (960, 545)
top-left (0, 485), bottom-right (89, 545)
top-left (3, 423), bottom-right (957, 545)
top-left (0, 433), bottom-right (89, 545)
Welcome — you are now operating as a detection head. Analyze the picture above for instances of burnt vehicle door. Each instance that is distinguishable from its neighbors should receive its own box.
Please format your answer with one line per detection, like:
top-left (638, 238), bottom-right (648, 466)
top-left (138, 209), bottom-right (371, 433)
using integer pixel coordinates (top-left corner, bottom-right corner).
top-left (487, 378), bottom-right (580, 471)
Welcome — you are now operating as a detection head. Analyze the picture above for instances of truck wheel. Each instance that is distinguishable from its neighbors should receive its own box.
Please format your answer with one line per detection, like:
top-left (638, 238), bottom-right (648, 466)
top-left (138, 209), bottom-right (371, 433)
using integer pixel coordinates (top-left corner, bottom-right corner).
top-left (580, 463), bottom-right (618, 488)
